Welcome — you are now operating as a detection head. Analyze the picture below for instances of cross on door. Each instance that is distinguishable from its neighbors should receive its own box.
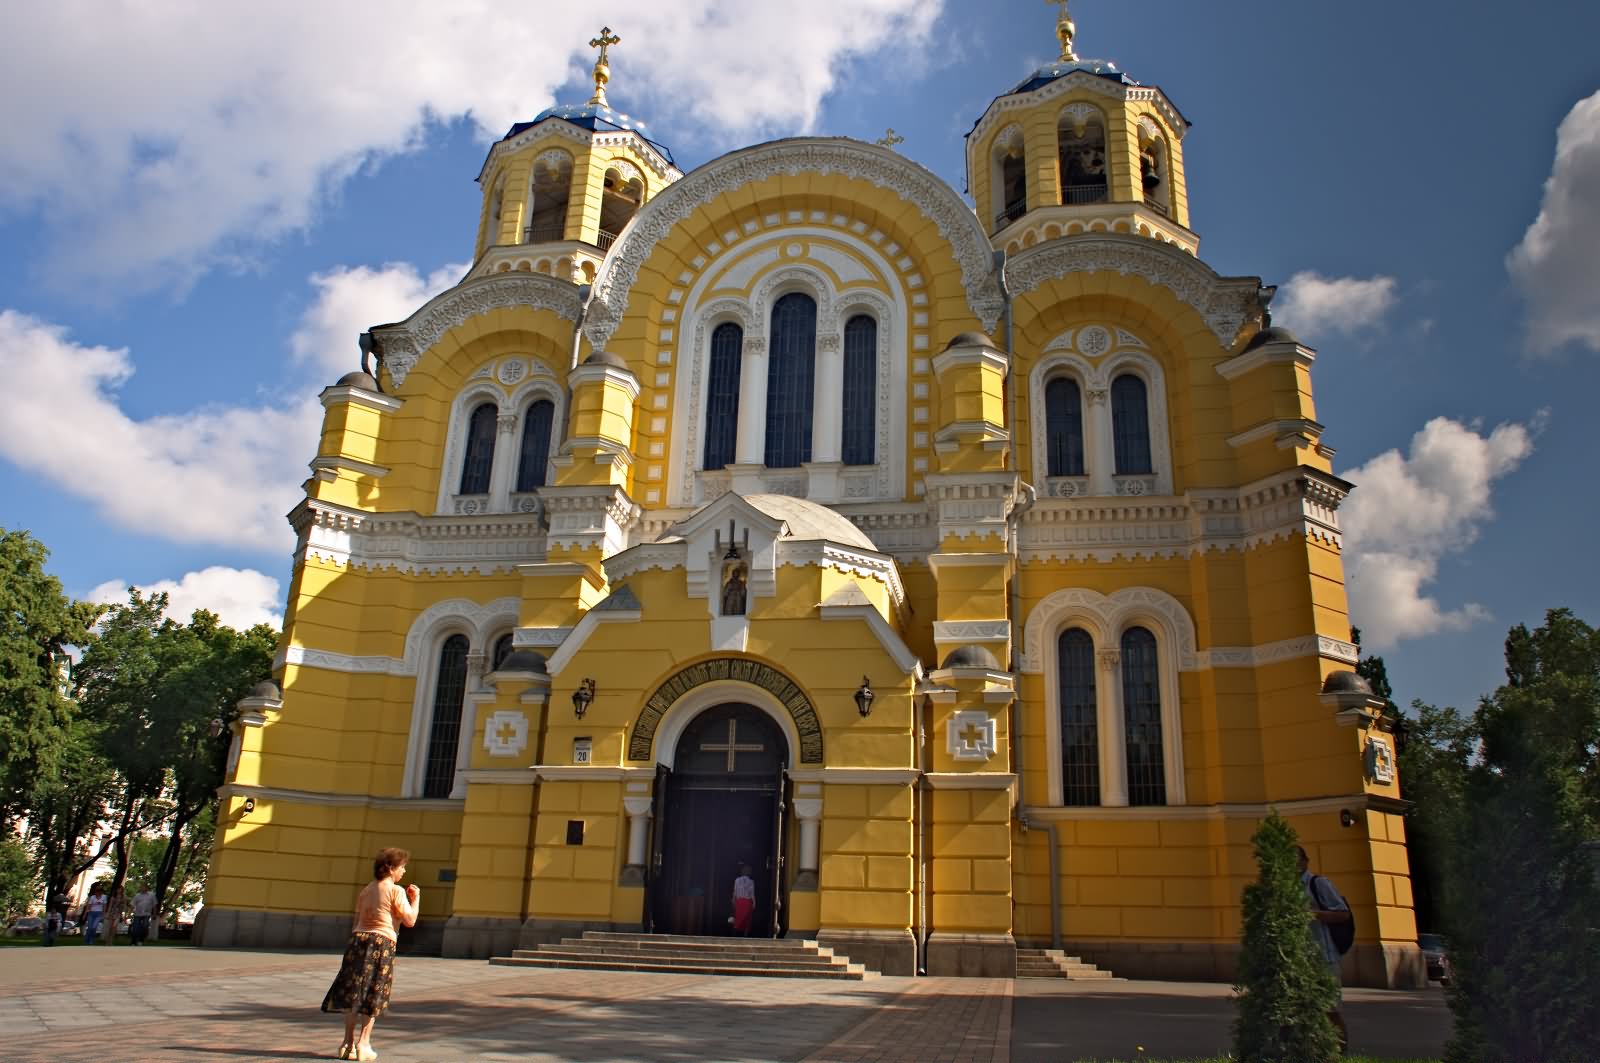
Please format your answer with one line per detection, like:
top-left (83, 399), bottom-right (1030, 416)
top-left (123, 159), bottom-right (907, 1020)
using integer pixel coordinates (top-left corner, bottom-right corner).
top-left (700, 718), bottom-right (766, 772)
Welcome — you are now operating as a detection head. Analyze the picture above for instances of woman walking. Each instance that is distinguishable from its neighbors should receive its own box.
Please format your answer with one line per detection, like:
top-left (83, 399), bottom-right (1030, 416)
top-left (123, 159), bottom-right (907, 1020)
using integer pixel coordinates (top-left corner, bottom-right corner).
top-left (80, 883), bottom-right (107, 946)
top-left (321, 848), bottom-right (419, 1060)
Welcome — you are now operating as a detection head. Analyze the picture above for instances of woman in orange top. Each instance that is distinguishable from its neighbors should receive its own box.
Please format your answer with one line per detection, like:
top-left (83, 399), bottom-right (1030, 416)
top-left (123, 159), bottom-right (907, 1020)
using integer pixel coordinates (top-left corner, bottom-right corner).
top-left (321, 847), bottom-right (419, 1060)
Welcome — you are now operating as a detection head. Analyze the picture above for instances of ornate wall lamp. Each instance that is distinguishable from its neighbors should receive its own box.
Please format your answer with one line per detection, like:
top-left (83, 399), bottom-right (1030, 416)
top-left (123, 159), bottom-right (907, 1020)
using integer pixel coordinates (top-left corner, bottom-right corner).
top-left (242, 797), bottom-right (256, 815)
top-left (571, 678), bottom-right (597, 719)
top-left (854, 676), bottom-right (875, 718)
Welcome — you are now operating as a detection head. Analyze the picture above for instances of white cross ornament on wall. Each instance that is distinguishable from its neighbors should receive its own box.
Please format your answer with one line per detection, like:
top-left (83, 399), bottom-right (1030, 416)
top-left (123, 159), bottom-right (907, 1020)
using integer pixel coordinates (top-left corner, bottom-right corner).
top-left (947, 710), bottom-right (997, 762)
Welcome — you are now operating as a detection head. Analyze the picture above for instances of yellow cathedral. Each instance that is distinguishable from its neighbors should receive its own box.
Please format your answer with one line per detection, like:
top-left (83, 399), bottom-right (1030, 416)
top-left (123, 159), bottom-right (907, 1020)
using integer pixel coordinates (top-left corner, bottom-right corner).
top-left (199, 9), bottom-right (1425, 987)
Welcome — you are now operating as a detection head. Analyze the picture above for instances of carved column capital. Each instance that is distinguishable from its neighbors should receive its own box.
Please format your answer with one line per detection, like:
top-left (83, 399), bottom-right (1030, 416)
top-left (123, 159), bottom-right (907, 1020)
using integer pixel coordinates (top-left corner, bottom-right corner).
top-left (497, 413), bottom-right (519, 434)
top-left (1086, 388), bottom-right (1109, 407)
top-left (1097, 648), bottom-right (1122, 673)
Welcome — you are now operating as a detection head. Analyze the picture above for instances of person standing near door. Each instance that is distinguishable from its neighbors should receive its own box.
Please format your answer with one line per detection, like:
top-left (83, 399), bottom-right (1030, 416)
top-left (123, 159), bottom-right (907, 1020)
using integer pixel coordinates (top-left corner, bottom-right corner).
top-left (730, 864), bottom-right (756, 936)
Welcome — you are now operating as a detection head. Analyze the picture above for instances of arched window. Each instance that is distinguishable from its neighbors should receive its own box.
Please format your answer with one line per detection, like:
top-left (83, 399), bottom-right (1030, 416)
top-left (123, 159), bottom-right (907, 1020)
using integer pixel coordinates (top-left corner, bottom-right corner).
top-left (1120, 626), bottom-right (1166, 806)
top-left (703, 322), bottom-right (742, 470)
top-left (491, 632), bottom-right (515, 671)
top-left (599, 166), bottom-right (644, 248)
top-left (1141, 141), bottom-right (1170, 216)
top-left (1057, 628), bottom-right (1099, 806)
top-left (525, 153), bottom-right (572, 243)
top-left (515, 399), bottom-right (555, 492)
top-left (423, 634), bottom-right (470, 799)
top-left (459, 402), bottom-right (498, 494)
top-left (998, 149), bottom-right (1027, 228)
top-left (764, 292), bottom-right (816, 468)
top-left (1111, 374), bottom-right (1153, 475)
top-left (1044, 377), bottom-right (1086, 476)
top-left (841, 314), bottom-right (877, 466)
top-left (1058, 114), bottom-right (1109, 205)
top-left (488, 174), bottom-right (505, 243)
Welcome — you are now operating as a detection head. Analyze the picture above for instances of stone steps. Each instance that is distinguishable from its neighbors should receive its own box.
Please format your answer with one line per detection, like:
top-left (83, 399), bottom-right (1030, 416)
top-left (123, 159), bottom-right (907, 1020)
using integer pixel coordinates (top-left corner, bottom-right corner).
top-left (1016, 947), bottom-right (1118, 980)
top-left (489, 931), bottom-right (877, 980)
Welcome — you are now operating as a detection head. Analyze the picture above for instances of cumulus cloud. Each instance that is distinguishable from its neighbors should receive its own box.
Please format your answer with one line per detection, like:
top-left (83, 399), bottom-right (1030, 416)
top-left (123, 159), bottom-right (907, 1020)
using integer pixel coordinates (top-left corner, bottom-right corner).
top-left (1507, 90), bottom-right (1600, 354)
top-left (292, 261), bottom-right (466, 379)
top-left (0, 310), bottom-right (319, 552)
top-left (88, 567), bottom-right (284, 632)
top-left (0, 1), bottom-right (940, 292)
top-left (1273, 271), bottom-right (1399, 338)
top-left (1340, 415), bottom-right (1543, 650)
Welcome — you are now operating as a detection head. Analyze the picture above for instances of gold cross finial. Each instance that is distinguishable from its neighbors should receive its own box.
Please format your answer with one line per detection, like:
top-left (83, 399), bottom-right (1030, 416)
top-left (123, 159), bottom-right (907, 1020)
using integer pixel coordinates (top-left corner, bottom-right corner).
top-left (1045, 1), bottom-right (1078, 61)
top-left (875, 128), bottom-right (906, 149)
top-left (588, 26), bottom-right (622, 106)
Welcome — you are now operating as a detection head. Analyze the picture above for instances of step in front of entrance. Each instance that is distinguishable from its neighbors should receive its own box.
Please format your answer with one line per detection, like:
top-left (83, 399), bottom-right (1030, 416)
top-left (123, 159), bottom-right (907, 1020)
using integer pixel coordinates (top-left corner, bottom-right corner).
top-left (488, 931), bottom-right (879, 980)
top-left (1015, 947), bottom-right (1119, 980)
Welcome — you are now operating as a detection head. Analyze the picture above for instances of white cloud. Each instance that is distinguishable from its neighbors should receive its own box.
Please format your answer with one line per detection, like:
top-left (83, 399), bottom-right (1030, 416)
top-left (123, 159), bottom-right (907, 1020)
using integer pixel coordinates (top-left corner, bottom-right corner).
top-left (0, 1), bottom-right (940, 292)
top-left (1340, 415), bottom-right (1542, 650)
top-left (0, 310), bottom-right (319, 552)
top-left (292, 261), bottom-right (466, 379)
top-left (1507, 90), bottom-right (1600, 355)
top-left (1273, 271), bottom-right (1399, 337)
top-left (88, 567), bottom-right (284, 631)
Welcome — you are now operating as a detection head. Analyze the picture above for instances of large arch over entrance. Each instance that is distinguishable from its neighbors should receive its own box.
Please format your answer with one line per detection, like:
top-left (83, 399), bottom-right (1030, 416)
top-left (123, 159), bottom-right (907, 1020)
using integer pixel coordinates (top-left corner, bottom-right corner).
top-left (630, 657), bottom-right (824, 763)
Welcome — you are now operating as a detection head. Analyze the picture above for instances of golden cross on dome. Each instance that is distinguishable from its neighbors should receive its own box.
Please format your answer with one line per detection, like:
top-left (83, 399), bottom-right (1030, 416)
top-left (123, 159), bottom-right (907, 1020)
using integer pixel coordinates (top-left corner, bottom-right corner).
top-left (1045, 0), bottom-right (1078, 61)
top-left (588, 26), bottom-right (622, 105)
top-left (875, 128), bottom-right (906, 149)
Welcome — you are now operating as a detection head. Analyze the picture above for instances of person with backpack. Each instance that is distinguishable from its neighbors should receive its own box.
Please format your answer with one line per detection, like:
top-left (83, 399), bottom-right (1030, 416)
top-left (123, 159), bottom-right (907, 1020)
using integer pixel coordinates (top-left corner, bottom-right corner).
top-left (1297, 845), bottom-right (1353, 1052)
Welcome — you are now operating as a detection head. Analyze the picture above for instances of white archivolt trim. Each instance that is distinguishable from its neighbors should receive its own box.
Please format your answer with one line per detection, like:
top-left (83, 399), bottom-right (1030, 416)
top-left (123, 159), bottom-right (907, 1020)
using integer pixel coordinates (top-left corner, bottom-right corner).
top-left (587, 137), bottom-right (1004, 348)
top-left (1005, 234), bottom-right (1261, 346)
top-left (373, 272), bottom-right (581, 388)
top-left (649, 680), bottom-right (803, 770)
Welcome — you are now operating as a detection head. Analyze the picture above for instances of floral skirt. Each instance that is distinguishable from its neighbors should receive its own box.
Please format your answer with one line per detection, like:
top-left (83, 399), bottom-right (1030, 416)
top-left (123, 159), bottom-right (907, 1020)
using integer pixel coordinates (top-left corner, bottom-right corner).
top-left (320, 932), bottom-right (398, 1017)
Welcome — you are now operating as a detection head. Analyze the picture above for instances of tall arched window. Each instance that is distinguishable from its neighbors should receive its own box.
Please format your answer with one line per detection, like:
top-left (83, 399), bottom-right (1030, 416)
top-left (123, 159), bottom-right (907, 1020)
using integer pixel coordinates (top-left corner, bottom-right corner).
top-left (1120, 626), bottom-right (1166, 806)
top-left (841, 314), bottom-right (877, 466)
top-left (703, 322), bottom-right (742, 470)
top-left (598, 166), bottom-right (644, 247)
top-left (1059, 114), bottom-right (1109, 205)
top-left (423, 634), bottom-right (470, 798)
top-left (459, 402), bottom-right (498, 494)
top-left (998, 149), bottom-right (1027, 227)
top-left (515, 399), bottom-right (555, 492)
top-left (1111, 374), bottom-right (1153, 475)
top-left (525, 153), bottom-right (572, 243)
top-left (1044, 377), bottom-right (1086, 476)
top-left (765, 292), bottom-right (817, 468)
top-left (488, 174), bottom-right (505, 243)
top-left (1057, 628), bottom-right (1099, 806)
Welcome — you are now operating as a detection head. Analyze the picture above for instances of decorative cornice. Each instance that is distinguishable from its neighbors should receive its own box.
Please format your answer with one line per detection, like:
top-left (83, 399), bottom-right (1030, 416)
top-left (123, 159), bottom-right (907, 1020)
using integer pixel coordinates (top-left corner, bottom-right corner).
top-left (1021, 792), bottom-right (1377, 822)
top-left (477, 117), bottom-right (680, 185)
top-left (1005, 234), bottom-right (1261, 346)
top-left (217, 782), bottom-right (463, 812)
top-left (1215, 339), bottom-right (1316, 381)
top-left (587, 138), bottom-right (1004, 347)
top-left (968, 71), bottom-right (1189, 157)
top-left (291, 499), bottom-right (550, 577)
top-left (925, 772), bottom-right (1017, 790)
top-left (1227, 418), bottom-right (1326, 450)
top-left (319, 385), bottom-right (404, 413)
top-left (933, 620), bottom-right (1012, 645)
top-left (372, 273), bottom-right (582, 388)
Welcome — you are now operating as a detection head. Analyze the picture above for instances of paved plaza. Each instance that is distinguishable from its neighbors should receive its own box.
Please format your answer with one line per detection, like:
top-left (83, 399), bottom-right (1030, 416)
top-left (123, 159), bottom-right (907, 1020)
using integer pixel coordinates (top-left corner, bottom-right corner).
top-left (0, 947), bottom-right (1451, 1062)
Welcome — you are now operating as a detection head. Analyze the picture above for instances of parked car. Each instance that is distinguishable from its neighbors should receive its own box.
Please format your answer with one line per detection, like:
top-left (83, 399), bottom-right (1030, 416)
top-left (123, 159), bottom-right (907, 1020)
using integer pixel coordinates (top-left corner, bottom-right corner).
top-left (1418, 932), bottom-right (1451, 984)
top-left (6, 916), bottom-right (44, 937)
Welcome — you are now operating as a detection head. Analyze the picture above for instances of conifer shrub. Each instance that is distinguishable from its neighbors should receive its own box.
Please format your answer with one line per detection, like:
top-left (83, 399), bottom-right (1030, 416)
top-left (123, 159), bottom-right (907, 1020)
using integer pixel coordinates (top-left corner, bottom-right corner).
top-left (1232, 812), bottom-right (1341, 1063)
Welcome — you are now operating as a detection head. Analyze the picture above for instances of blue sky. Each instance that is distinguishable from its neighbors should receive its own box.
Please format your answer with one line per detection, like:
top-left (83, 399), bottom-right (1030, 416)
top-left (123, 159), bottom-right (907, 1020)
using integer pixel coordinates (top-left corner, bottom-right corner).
top-left (1, 1), bottom-right (1596, 714)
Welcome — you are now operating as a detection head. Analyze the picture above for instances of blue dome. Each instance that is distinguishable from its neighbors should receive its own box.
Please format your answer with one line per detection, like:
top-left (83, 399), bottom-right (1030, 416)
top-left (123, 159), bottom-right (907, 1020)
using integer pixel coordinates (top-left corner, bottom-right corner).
top-left (501, 102), bottom-right (675, 165)
top-left (1012, 57), bottom-right (1137, 96)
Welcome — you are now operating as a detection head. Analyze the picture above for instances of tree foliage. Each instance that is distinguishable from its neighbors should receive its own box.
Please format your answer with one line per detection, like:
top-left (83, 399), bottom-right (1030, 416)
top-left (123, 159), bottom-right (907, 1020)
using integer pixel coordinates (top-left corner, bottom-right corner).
top-left (1233, 812), bottom-right (1342, 1063)
top-left (0, 837), bottom-right (38, 920)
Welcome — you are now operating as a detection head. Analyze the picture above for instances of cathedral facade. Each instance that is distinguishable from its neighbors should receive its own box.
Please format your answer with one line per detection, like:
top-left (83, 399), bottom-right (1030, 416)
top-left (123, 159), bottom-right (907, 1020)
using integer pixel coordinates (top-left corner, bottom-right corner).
top-left (199, 12), bottom-right (1424, 987)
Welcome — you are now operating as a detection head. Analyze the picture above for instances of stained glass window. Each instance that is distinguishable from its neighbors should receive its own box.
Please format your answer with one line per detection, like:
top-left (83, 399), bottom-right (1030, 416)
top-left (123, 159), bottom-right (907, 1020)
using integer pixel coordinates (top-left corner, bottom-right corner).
top-left (1057, 628), bottom-right (1099, 805)
top-left (1112, 374), bottom-right (1153, 475)
top-left (1121, 626), bottom-right (1166, 806)
top-left (842, 315), bottom-right (876, 466)
top-left (764, 292), bottom-right (816, 468)
top-left (1045, 376), bottom-right (1086, 476)
top-left (423, 634), bottom-right (470, 798)
top-left (703, 322), bottom-right (742, 470)
top-left (515, 399), bottom-right (555, 492)
top-left (459, 402), bottom-right (498, 494)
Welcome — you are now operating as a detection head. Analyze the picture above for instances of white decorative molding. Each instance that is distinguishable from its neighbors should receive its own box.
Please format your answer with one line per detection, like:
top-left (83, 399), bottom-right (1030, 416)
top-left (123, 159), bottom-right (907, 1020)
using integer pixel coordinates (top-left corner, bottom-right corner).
top-left (483, 710), bottom-right (530, 758)
top-left (280, 645), bottom-right (404, 676)
top-left (817, 603), bottom-right (920, 674)
top-left (1216, 338), bottom-right (1316, 381)
top-left (478, 115), bottom-right (680, 185)
top-left (1020, 586), bottom-right (1198, 673)
top-left (1005, 235), bottom-right (1261, 346)
top-left (925, 772), bottom-right (1017, 790)
top-left (373, 273), bottom-right (582, 388)
top-left (1200, 635), bottom-right (1359, 669)
top-left (319, 384), bottom-right (403, 413)
top-left (1021, 792), bottom-right (1377, 823)
top-left (947, 710), bottom-right (998, 762)
top-left (587, 138), bottom-right (1004, 348)
top-left (967, 68), bottom-right (1188, 153)
top-left (513, 626), bottom-right (574, 649)
top-left (933, 620), bottom-right (1012, 645)
top-left (217, 782), bottom-right (463, 812)
top-left (293, 500), bottom-right (551, 578)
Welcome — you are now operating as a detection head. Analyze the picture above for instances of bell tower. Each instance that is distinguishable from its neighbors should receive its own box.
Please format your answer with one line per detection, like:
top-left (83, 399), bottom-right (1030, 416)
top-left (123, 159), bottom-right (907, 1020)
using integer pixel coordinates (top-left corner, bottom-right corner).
top-left (470, 27), bottom-right (683, 283)
top-left (967, 2), bottom-right (1194, 256)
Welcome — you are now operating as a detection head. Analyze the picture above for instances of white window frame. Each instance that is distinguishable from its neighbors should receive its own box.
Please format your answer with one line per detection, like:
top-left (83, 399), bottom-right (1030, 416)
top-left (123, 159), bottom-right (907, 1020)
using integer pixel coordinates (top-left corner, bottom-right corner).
top-left (435, 360), bottom-right (565, 516)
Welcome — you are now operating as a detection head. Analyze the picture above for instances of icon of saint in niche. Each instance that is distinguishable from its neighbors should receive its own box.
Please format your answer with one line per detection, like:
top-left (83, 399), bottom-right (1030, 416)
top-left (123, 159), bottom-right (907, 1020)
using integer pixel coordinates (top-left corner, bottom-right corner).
top-left (721, 565), bottom-right (747, 616)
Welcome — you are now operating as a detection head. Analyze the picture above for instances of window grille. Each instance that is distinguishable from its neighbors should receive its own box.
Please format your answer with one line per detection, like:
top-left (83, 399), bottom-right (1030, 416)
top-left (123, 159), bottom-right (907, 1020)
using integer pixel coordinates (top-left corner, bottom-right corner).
top-left (764, 292), bottom-right (816, 468)
top-left (703, 322), bottom-right (742, 470)
top-left (1045, 377), bottom-right (1086, 476)
top-left (459, 403), bottom-right (498, 494)
top-left (423, 634), bottom-right (470, 798)
top-left (1057, 628), bottom-right (1100, 805)
top-left (515, 399), bottom-right (555, 492)
top-left (841, 315), bottom-right (877, 466)
top-left (1112, 374), bottom-right (1154, 475)
top-left (1121, 626), bottom-right (1166, 805)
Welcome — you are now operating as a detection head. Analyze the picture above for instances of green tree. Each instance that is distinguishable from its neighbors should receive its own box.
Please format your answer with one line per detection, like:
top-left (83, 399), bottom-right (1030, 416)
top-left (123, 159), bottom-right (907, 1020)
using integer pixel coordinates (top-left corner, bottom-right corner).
top-left (1233, 812), bottom-right (1341, 1063)
top-left (1396, 699), bottom-right (1473, 934)
top-left (0, 837), bottom-right (39, 921)
top-left (0, 527), bottom-right (99, 829)
top-left (1441, 609), bottom-right (1600, 1063)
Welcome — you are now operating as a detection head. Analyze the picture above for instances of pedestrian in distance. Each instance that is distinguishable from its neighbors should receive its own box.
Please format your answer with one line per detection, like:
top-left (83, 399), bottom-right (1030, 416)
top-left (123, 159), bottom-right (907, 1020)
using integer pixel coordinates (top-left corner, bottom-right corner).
top-left (321, 847), bottom-right (419, 1061)
top-left (1298, 845), bottom-right (1353, 1054)
top-left (43, 901), bottom-right (62, 946)
top-left (730, 863), bottom-right (756, 937)
top-left (130, 884), bottom-right (157, 945)
top-left (81, 883), bottom-right (107, 946)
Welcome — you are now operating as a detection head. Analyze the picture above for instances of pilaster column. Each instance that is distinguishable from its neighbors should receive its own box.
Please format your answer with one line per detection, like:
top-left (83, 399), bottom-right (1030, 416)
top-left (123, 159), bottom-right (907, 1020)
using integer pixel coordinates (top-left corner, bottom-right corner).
top-left (1086, 388), bottom-right (1114, 496)
top-left (735, 337), bottom-right (769, 466)
top-left (1098, 648), bottom-right (1128, 806)
top-left (620, 796), bottom-right (653, 886)
top-left (792, 797), bottom-right (823, 891)
top-left (488, 412), bottom-right (520, 509)
top-left (812, 333), bottom-right (843, 463)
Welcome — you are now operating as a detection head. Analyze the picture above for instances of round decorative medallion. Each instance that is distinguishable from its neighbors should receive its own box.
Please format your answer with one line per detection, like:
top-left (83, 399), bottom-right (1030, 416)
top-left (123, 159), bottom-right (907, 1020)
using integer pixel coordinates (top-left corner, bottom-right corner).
top-left (1078, 326), bottom-right (1111, 357)
top-left (785, 242), bottom-right (805, 258)
top-left (498, 359), bottom-right (527, 385)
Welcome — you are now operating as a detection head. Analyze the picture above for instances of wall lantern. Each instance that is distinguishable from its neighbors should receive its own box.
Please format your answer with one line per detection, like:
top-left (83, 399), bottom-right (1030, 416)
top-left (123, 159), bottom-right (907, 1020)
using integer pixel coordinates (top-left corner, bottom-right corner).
top-left (242, 797), bottom-right (256, 815)
top-left (209, 716), bottom-right (226, 738)
top-left (853, 676), bottom-right (875, 718)
top-left (572, 678), bottom-right (597, 719)
top-left (1339, 809), bottom-right (1357, 829)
